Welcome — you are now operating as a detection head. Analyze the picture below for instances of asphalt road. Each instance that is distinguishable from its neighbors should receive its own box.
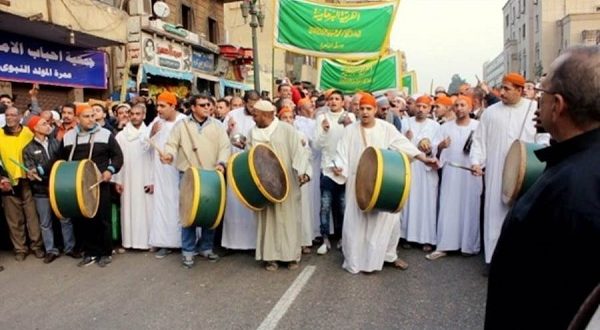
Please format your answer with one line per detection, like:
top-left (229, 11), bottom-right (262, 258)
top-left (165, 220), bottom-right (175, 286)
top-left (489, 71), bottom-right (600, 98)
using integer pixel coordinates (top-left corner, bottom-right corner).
top-left (0, 246), bottom-right (488, 329)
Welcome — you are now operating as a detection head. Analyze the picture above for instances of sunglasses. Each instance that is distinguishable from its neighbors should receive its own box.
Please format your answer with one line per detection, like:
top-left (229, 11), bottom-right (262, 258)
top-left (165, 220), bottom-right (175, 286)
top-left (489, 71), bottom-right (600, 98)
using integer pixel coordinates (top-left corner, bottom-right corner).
top-left (196, 103), bottom-right (211, 107)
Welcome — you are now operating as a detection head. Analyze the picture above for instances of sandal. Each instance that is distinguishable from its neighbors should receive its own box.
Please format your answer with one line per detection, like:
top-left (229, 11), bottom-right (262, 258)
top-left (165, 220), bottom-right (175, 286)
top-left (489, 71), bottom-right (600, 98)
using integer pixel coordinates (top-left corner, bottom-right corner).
top-left (425, 251), bottom-right (447, 260)
top-left (393, 258), bottom-right (409, 270)
top-left (302, 246), bottom-right (312, 254)
top-left (265, 261), bottom-right (278, 271)
top-left (422, 244), bottom-right (433, 252)
top-left (288, 261), bottom-right (299, 270)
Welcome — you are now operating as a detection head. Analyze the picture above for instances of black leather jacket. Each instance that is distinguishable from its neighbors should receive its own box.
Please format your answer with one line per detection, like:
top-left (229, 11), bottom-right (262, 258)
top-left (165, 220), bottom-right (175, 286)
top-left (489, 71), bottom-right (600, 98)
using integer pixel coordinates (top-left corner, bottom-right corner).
top-left (22, 136), bottom-right (60, 197)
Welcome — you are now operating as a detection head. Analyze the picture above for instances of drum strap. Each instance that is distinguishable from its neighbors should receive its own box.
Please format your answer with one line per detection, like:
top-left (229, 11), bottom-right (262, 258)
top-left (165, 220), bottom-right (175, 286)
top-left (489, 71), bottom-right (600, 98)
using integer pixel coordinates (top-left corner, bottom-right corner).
top-left (518, 99), bottom-right (534, 141)
top-left (182, 120), bottom-right (203, 168)
top-left (359, 125), bottom-right (368, 148)
top-left (69, 133), bottom-right (96, 161)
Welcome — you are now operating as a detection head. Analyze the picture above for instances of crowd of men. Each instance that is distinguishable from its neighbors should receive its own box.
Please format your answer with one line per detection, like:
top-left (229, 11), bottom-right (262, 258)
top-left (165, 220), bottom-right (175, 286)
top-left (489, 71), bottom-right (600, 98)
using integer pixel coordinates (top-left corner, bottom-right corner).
top-left (0, 45), bottom-right (598, 330)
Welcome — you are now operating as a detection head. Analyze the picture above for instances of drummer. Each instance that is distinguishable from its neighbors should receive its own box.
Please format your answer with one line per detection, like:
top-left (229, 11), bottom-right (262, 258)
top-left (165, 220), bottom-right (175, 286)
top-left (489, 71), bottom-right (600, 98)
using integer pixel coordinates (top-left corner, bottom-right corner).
top-left (161, 94), bottom-right (231, 269)
top-left (333, 93), bottom-right (439, 274)
top-left (60, 103), bottom-right (123, 267)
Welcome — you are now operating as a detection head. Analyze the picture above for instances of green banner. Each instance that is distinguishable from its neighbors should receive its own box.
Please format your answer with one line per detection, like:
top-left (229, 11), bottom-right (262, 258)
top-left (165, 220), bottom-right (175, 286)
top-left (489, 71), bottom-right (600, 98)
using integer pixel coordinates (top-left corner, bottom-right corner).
top-left (317, 54), bottom-right (399, 94)
top-left (401, 71), bottom-right (417, 96)
top-left (274, 0), bottom-right (398, 59)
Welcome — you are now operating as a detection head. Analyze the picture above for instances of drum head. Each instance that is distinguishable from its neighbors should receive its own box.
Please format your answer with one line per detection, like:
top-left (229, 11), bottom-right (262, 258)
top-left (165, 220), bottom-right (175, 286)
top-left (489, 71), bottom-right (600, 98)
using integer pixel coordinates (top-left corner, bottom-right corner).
top-left (356, 147), bottom-right (379, 211)
top-left (502, 140), bottom-right (526, 205)
top-left (252, 144), bottom-right (288, 202)
top-left (78, 160), bottom-right (101, 218)
top-left (179, 168), bottom-right (196, 227)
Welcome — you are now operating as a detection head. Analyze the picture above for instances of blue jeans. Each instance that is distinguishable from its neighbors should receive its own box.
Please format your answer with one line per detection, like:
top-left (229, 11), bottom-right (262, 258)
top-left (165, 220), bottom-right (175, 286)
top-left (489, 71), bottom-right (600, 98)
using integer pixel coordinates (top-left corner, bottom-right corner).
top-left (182, 227), bottom-right (215, 257)
top-left (34, 197), bottom-right (75, 254)
top-left (319, 175), bottom-right (346, 238)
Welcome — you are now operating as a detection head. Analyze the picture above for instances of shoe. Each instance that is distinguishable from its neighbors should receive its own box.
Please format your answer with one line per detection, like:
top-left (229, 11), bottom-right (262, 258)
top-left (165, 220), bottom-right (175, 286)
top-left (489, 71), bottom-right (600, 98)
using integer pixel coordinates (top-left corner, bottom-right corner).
top-left (265, 261), bottom-right (278, 271)
top-left (288, 261), bottom-right (299, 270)
top-left (34, 249), bottom-right (45, 259)
top-left (336, 240), bottom-right (342, 250)
top-left (97, 256), bottom-right (112, 268)
top-left (422, 244), bottom-right (433, 252)
top-left (44, 253), bottom-right (59, 264)
top-left (425, 251), bottom-right (447, 261)
top-left (155, 248), bottom-right (172, 259)
top-left (65, 251), bottom-right (82, 259)
top-left (77, 256), bottom-right (97, 267)
top-left (15, 252), bottom-right (27, 261)
top-left (301, 246), bottom-right (312, 254)
top-left (182, 256), bottom-right (194, 269)
top-left (316, 243), bottom-right (328, 255)
top-left (198, 250), bottom-right (219, 262)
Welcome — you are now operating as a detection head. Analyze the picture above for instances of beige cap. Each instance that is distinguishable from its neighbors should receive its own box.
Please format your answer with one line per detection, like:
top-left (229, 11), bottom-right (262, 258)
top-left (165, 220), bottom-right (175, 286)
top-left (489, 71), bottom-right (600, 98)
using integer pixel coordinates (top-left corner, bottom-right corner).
top-left (253, 100), bottom-right (275, 112)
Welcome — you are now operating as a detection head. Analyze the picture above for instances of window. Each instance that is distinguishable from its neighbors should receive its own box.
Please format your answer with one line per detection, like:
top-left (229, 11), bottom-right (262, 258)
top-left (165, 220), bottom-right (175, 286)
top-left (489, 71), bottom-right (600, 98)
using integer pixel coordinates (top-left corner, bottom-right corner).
top-left (505, 15), bottom-right (509, 27)
top-left (535, 15), bottom-right (539, 32)
top-left (208, 18), bottom-right (218, 43)
top-left (181, 4), bottom-right (192, 30)
top-left (522, 24), bottom-right (526, 38)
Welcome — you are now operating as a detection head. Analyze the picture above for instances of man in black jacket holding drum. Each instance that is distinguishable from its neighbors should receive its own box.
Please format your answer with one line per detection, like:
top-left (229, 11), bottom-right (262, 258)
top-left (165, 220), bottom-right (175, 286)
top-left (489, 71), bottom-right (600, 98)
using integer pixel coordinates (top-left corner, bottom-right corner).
top-left (60, 104), bottom-right (123, 268)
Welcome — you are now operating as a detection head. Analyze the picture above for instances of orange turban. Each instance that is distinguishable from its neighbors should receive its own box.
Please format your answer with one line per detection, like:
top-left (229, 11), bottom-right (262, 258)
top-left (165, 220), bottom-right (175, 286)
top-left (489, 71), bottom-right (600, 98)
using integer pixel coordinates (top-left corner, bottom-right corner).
top-left (278, 106), bottom-right (294, 118)
top-left (359, 93), bottom-right (377, 108)
top-left (297, 98), bottom-right (311, 108)
top-left (456, 95), bottom-right (473, 108)
top-left (157, 91), bottom-right (178, 106)
top-left (27, 115), bottom-right (42, 132)
top-left (323, 89), bottom-right (335, 99)
top-left (435, 95), bottom-right (453, 107)
top-left (502, 72), bottom-right (526, 88)
top-left (415, 95), bottom-right (433, 105)
top-left (75, 103), bottom-right (92, 116)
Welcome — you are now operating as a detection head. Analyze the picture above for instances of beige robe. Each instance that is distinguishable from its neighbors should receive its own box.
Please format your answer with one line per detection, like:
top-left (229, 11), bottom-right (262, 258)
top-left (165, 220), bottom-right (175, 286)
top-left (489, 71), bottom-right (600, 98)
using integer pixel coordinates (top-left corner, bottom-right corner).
top-left (164, 116), bottom-right (231, 171)
top-left (249, 119), bottom-right (311, 262)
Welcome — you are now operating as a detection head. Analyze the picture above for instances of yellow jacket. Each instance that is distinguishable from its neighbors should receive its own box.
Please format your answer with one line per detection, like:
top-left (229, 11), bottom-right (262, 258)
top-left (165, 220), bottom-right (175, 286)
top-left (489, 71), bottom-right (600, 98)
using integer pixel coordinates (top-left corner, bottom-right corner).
top-left (0, 126), bottom-right (34, 185)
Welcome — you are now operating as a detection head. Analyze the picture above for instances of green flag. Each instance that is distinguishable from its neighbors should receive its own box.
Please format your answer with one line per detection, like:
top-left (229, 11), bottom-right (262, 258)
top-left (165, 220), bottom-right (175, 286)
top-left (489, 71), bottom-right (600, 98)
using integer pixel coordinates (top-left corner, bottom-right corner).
top-left (274, 0), bottom-right (398, 59)
top-left (317, 54), bottom-right (400, 94)
top-left (401, 71), bottom-right (417, 96)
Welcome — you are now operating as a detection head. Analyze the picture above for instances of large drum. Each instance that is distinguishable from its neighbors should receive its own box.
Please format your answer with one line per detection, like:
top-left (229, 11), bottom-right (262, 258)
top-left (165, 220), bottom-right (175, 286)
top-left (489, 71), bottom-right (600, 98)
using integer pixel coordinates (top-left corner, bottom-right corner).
top-left (49, 160), bottom-right (100, 219)
top-left (179, 167), bottom-right (226, 229)
top-left (502, 140), bottom-right (546, 205)
top-left (228, 143), bottom-right (289, 211)
top-left (355, 147), bottom-right (412, 213)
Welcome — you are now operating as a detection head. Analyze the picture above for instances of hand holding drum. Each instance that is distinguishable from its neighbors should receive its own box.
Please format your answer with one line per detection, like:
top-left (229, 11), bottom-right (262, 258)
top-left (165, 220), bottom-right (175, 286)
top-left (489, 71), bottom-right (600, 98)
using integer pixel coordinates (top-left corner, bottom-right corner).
top-left (417, 138), bottom-right (432, 155)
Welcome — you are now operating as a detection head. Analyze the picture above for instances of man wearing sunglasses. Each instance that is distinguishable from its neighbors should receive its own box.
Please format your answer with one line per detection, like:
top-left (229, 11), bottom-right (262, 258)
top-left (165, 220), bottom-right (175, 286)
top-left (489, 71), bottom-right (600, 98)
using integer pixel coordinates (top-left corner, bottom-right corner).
top-left (486, 45), bottom-right (600, 330)
top-left (161, 94), bottom-right (230, 268)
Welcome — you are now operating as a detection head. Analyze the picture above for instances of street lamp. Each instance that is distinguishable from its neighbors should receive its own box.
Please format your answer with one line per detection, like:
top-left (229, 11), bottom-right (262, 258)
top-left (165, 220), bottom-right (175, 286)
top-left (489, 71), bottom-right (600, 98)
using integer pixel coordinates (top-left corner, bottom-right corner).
top-left (240, 0), bottom-right (264, 93)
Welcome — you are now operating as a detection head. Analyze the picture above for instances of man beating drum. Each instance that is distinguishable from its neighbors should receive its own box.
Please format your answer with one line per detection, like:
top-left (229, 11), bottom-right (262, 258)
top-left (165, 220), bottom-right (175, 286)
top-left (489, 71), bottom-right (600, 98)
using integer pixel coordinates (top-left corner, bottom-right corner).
top-left (332, 93), bottom-right (439, 274)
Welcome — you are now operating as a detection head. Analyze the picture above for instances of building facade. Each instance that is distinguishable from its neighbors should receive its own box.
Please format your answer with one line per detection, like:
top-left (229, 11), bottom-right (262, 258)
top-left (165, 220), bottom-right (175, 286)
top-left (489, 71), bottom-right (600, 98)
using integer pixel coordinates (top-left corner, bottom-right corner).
top-left (500, 0), bottom-right (600, 80)
top-left (483, 51), bottom-right (506, 88)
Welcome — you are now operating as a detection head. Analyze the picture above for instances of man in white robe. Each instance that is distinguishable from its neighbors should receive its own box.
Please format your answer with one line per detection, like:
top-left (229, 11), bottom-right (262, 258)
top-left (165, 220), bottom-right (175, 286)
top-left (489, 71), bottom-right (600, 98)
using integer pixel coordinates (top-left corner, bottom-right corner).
top-left (427, 96), bottom-right (483, 260)
top-left (334, 93), bottom-right (438, 274)
top-left (401, 96), bottom-right (440, 251)
top-left (143, 92), bottom-right (187, 258)
top-left (470, 73), bottom-right (537, 268)
top-left (221, 91), bottom-right (258, 250)
top-left (248, 100), bottom-right (311, 271)
top-left (113, 104), bottom-right (153, 250)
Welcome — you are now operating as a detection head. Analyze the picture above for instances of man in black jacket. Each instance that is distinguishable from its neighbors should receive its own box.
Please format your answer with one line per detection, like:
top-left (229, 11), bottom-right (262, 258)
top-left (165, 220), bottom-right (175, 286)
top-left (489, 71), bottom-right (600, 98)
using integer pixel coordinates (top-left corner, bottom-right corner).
top-left (60, 104), bottom-right (123, 267)
top-left (23, 115), bottom-right (78, 263)
top-left (485, 45), bottom-right (600, 329)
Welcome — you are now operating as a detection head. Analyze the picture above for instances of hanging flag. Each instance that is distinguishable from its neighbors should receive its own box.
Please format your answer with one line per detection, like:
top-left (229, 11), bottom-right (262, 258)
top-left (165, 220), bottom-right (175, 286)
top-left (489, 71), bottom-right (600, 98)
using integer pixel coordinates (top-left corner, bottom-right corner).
top-left (401, 70), bottom-right (417, 95)
top-left (274, 0), bottom-right (399, 59)
top-left (317, 53), bottom-right (400, 94)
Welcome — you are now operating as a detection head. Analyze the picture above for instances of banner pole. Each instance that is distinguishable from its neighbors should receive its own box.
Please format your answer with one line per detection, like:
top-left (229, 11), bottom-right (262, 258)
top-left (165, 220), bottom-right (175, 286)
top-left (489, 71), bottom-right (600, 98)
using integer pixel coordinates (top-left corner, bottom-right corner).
top-left (366, 55), bottom-right (382, 93)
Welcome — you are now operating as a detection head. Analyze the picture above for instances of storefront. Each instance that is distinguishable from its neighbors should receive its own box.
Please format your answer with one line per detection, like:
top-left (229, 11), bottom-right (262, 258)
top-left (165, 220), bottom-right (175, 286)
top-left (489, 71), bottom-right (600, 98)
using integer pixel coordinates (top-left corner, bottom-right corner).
top-left (0, 31), bottom-right (108, 110)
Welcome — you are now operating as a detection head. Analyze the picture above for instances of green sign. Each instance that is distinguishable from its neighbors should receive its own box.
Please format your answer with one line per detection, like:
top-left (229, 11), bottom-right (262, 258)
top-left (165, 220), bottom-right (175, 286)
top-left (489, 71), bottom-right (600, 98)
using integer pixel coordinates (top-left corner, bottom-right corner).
top-left (317, 54), bottom-right (399, 94)
top-left (274, 0), bottom-right (398, 59)
top-left (401, 71), bottom-right (417, 95)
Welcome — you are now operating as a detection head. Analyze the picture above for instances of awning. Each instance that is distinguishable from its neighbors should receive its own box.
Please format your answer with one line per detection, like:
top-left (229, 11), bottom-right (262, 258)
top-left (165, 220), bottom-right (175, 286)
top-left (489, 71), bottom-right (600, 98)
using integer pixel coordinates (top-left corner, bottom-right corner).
top-left (195, 71), bottom-right (220, 82)
top-left (142, 64), bottom-right (193, 82)
top-left (219, 78), bottom-right (253, 96)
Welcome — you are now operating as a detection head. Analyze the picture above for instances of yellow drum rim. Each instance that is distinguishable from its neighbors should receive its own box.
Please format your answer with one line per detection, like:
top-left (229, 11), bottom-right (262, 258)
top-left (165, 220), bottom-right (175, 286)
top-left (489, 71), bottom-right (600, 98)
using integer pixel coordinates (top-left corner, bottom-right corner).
top-left (394, 151), bottom-right (412, 213)
top-left (48, 160), bottom-right (64, 219)
top-left (209, 170), bottom-right (227, 230)
top-left (248, 143), bottom-right (290, 203)
top-left (227, 152), bottom-right (264, 211)
top-left (363, 147), bottom-right (384, 212)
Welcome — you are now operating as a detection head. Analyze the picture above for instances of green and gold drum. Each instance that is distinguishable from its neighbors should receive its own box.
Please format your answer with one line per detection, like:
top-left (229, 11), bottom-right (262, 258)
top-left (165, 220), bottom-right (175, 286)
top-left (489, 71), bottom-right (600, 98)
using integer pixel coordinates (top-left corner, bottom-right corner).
top-left (502, 140), bottom-right (546, 205)
top-left (49, 159), bottom-right (101, 219)
top-left (355, 147), bottom-right (412, 213)
top-left (179, 167), bottom-right (226, 229)
top-left (228, 143), bottom-right (289, 211)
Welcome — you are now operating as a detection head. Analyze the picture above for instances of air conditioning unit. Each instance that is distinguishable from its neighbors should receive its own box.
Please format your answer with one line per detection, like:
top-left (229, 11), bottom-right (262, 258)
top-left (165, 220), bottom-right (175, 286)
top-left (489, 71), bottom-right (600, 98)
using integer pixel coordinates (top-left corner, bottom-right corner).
top-left (128, 0), bottom-right (152, 16)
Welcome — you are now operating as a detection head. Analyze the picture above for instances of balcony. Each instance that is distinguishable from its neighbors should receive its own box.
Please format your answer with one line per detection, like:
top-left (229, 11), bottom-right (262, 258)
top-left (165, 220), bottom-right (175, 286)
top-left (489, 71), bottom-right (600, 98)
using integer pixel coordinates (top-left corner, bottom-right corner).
top-left (0, 0), bottom-right (128, 47)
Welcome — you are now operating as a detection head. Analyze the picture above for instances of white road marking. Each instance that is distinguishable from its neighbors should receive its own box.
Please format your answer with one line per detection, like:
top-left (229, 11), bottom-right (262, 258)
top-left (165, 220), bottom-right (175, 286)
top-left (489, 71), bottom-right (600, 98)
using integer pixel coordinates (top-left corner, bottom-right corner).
top-left (256, 265), bottom-right (317, 330)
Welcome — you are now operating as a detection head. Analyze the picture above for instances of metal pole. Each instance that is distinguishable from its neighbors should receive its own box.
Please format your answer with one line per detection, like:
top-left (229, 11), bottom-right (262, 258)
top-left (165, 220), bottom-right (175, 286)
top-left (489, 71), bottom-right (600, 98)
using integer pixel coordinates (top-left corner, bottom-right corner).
top-left (250, 5), bottom-right (261, 93)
